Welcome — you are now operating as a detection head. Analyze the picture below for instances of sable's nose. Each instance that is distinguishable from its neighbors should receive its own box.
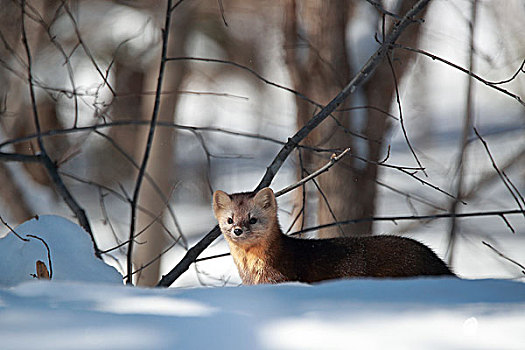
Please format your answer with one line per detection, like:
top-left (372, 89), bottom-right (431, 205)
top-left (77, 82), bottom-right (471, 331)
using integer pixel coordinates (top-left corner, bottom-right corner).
top-left (234, 228), bottom-right (243, 236)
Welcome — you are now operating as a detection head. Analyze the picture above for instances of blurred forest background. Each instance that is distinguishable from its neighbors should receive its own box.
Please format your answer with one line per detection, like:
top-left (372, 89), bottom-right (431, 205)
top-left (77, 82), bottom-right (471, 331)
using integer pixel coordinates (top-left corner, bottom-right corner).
top-left (0, 0), bottom-right (524, 287)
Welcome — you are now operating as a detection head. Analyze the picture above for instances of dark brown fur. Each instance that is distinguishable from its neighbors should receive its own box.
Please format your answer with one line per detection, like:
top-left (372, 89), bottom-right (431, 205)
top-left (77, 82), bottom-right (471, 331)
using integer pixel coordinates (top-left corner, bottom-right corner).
top-left (213, 188), bottom-right (454, 285)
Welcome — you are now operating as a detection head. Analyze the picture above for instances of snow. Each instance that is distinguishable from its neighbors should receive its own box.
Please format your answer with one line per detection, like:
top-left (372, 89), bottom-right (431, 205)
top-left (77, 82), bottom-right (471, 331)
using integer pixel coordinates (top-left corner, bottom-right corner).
top-left (1, 217), bottom-right (523, 349)
top-left (0, 215), bottom-right (122, 286)
top-left (0, 278), bottom-right (524, 349)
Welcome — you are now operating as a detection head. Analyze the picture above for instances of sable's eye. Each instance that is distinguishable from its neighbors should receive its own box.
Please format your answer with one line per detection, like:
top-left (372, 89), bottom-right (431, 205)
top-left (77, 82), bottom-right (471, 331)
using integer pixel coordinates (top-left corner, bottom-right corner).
top-left (249, 217), bottom-right (257, 225)
top-left (227, 217), bottom-right (233, 224)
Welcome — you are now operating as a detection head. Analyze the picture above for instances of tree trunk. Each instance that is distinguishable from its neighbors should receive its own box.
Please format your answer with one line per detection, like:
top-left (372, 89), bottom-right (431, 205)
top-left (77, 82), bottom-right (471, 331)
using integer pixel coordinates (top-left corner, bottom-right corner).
top-left (284, 0), bottom-right (428, 238)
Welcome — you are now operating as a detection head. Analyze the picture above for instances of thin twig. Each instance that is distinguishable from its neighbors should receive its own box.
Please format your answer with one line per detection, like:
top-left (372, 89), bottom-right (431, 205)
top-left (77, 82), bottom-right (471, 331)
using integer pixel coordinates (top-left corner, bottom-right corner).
top-left (365, 0), bottom-right (405, 21)
top-left (283, 150), bottom-right (347, 236)
top-left (387, 53), bottom-right (427, 176)
top-left (397, 166), bottom-right (465, 203)
top-left (195, 252), bottom-right (230, 263)
top-left (0, 214), bottom-right (29, 241)
top-left (375, 179), bottom-right (447, 211)
top-left (489, 59), bottom-right (525, 85)
top-left (60, 172), bottom-right (180, 253)
top-left (20, 0), bottom-right (99, 257)
top-left (393, 44), bottom-right (525, 107)
top-left (482, 241), bottom-right (525, 275)
top-left (0, 152), bottom-right (42, 162)
top-left (0, 121), bottom-right (425, 175)
top-left (217, 0), bottom-right (228, 26)
top-left (127, 0), bottom-right (175, 285)
top-left (167, 56), bottom-right (319, 109)
top-left (94, 130), bottom-right (185, 242)
top-left (473, 127), bottom-right (525, 217)
top-left (394, 147), bottom-right (525, 234)
top-left (61, 2), bottom-right (116, 96)
top-left (336, 105), bottom-right (398, 121)
top-left (275, 148), bottom-right (350, 197)
top-left (27, 234), bottom-right (53, 279)
top-left (130, 232), bottom-right (183, 278)
top-left (498, 214), bottom-right (515, 234)
top-left (290, 209), bottom-right (525, 236)
top-left (170, 0), bottom-right (187, 12)
top-left (0, 120), bottom-right (284, 151)
top-left (310, 176), bottom-right (345, 236)
top-left (98, 188), bottom-right (121, 251)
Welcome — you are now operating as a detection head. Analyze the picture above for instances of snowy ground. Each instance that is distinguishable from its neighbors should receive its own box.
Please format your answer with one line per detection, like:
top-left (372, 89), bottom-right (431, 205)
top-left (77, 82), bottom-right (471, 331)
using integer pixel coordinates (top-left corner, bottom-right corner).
top-left (1, 216), bottom-right (524, 349)
top-left (1, 278), bottom-right (524, 350)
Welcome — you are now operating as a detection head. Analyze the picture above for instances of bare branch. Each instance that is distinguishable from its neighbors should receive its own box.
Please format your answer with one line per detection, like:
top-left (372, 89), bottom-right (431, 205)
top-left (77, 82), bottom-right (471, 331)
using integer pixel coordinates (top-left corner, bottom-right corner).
top-left (291, 209), bottom-right (525, 236)
top-left (310, 176), bottom-right (345, 236)
top-left (365, 0), bottom-right (405, 21)
top-left (217, 0), bottom-right (228, 27)
top-left (195, 252), bottom-right (230, 263)
top-left (93, 131), bottom-right (185, 244)
top-left (394, 146), bottom-right (525, 234)
top-left (20, 0), bottom-right (99, 257)
top-left (61, 1), bottom-right (116, 96)
top-left (393, 44), bottom-right (525, 107)
top-left (127, 0), bottom-right (176, 285)
top-left (482, 241), bottom-right (525, 275)
top-left (0, 214), bottom-right (29, 241)
top-left (474, 127), bottom-right (525, 218)
top-left (0, 151), bottom-right (42, 162)
top-left (27, 234), bottom-right (53, 279)
top-left (275, 148), bottom-right (351, 197)
top-left (130, 234), bottom-right (183, 278)
top-left (59, 171), bottom-right (181, 255)
top-left (0, 120), bottom-right (286, 150)
top-left (170, 0), bottom-right (187, 12)
top-left (166, 56), bottom-right (323, 111)
top-left (280, 149), bottom-right (350, 236)
top-left (387, 53), bottom-right (427, 176)
top-left (489, 59), bottom-right (525, 85)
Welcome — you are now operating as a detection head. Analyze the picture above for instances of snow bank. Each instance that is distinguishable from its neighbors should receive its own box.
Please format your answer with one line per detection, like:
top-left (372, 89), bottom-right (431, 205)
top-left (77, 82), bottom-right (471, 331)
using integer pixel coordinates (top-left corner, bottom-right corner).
top-left (0, 215), bottom-right (122, 286)
top-left (0, 278), bottom-right (523, 349)
top-left (0, 216), bottom-right (523, 349)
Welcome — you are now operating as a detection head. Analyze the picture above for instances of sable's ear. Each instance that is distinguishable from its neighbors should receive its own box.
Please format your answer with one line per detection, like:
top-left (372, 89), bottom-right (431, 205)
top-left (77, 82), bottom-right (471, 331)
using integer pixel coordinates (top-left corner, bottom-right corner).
top-left (254, 187), bottom-right (276, 211)
top-left (213, 190), bottom-right (231, 216)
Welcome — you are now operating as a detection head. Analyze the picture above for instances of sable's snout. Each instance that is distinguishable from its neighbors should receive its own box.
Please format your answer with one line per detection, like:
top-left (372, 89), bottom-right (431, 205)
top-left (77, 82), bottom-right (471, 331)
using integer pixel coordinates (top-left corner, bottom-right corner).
top-left (234, 228), bottom-right (243, 236)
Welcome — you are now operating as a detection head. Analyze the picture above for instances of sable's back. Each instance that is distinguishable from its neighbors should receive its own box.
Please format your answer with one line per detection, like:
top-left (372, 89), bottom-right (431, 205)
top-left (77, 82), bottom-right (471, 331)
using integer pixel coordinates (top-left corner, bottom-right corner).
top-left (355, 235), bottom-right (453, 277)
top-left (278, 234), bottom-right (454, 282)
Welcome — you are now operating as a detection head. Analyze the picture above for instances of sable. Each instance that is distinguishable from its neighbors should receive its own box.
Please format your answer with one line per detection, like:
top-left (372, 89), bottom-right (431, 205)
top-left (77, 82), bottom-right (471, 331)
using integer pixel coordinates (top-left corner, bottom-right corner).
top-left (213, 188), bottom-right (454, 285)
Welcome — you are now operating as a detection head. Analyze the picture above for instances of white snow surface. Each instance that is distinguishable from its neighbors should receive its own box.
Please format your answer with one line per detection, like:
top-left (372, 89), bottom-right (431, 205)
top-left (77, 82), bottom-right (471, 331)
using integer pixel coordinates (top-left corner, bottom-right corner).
top-left (1, 158), bottom-right (520, 344)
top-left (1, 217), bottom-right (524, 349)
top-left (0, 215), bottom-right (122, 286)
top-left (0, 278), bottom-right (524, 349)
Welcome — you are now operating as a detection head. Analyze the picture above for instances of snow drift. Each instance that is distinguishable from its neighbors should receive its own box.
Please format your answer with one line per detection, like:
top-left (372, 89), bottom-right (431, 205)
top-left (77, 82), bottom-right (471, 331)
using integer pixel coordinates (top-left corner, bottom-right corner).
top-left (0, 215), bottom-right (122, 286)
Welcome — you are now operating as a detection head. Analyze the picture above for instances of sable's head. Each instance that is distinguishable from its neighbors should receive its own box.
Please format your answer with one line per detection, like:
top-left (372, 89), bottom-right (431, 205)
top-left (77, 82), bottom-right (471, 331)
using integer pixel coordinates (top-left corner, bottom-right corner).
top-left (212, 187), bottom-right (278, 246)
